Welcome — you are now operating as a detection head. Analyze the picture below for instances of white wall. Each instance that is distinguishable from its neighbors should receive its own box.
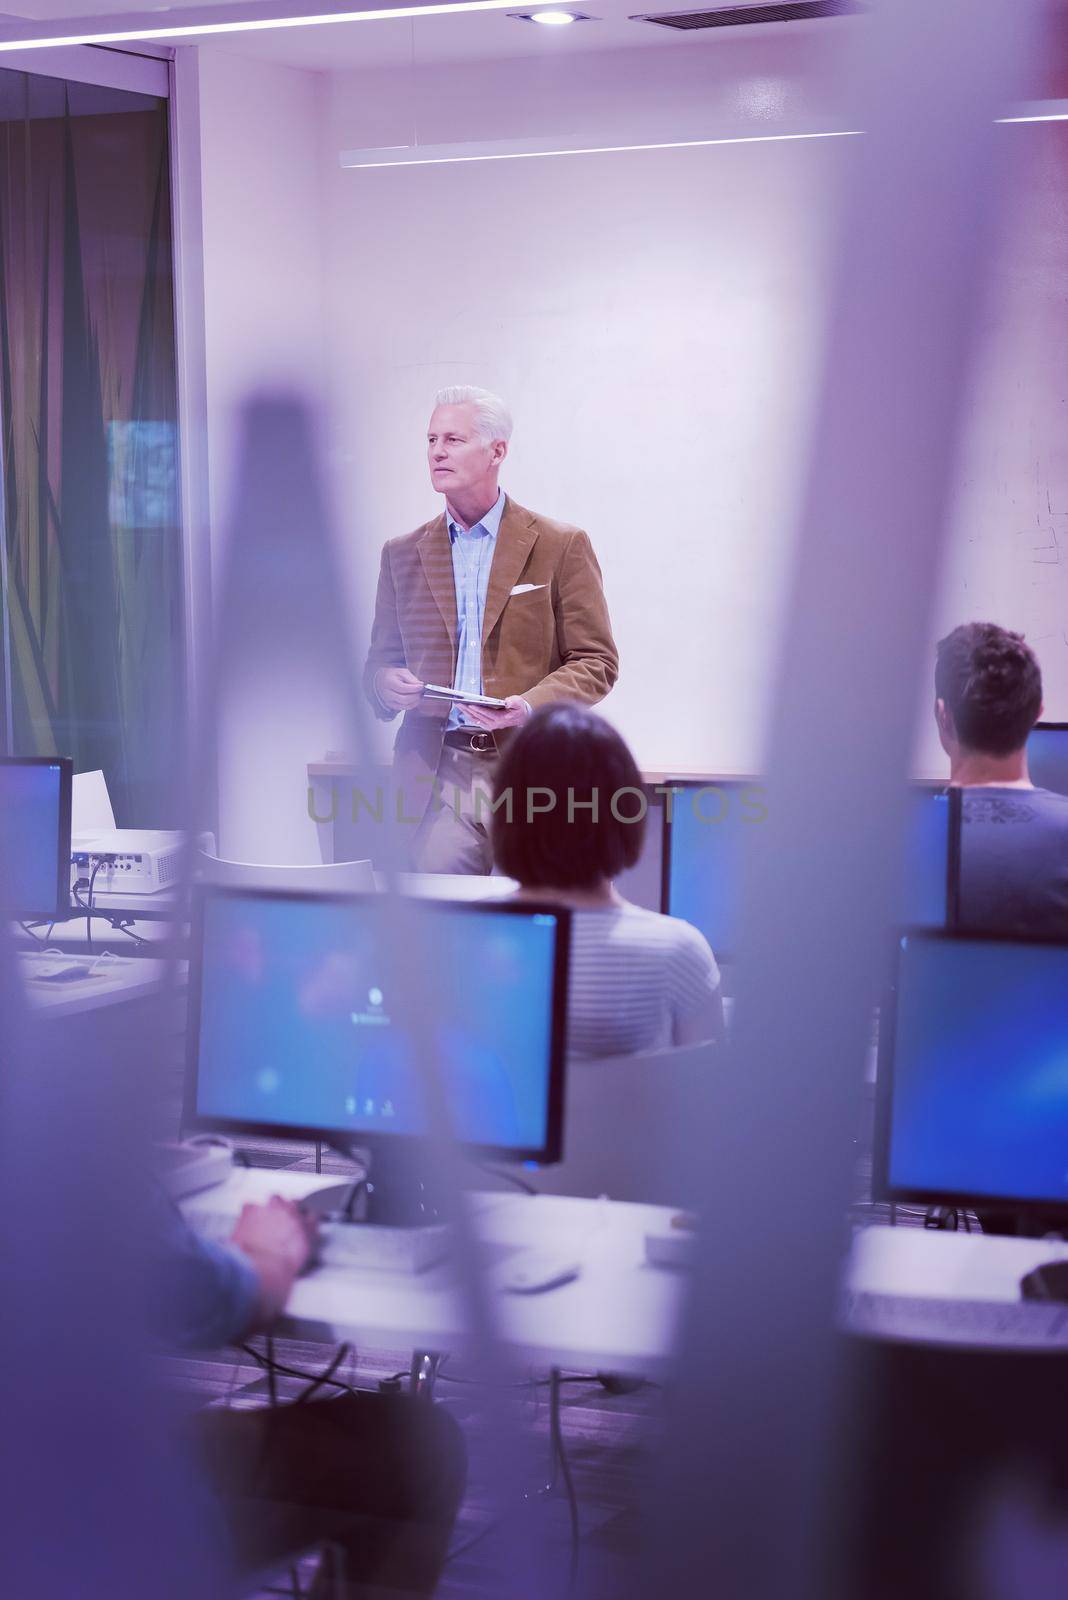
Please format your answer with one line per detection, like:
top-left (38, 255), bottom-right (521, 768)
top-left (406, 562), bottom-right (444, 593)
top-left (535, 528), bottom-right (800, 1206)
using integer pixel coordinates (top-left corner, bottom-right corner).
top-left (196, 49), bottom-right (344, 859)
top-left (191, 30), bottom-right (1068, 859)
top-left (918, 121), bottom-right (1068, 770)
top-left (323, 37), bottom-right (853, 776)
top-left (324, 43), bottom-right (1068, 780)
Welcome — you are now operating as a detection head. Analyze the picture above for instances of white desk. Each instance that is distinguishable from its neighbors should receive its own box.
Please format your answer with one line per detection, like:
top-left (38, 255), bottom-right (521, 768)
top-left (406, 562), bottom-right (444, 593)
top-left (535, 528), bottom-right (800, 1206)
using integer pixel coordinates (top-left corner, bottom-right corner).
top-left (849, 1224), bottom-right (1068, 1303)
top-left (19, 953), bottom-right (185, 1018)
top-left (80, 887), bottom-right (183, 916)
top-left (184, 1169), bottom-right (687, 1377)
top-left (184, 1170), bottom-right (1068, 1366)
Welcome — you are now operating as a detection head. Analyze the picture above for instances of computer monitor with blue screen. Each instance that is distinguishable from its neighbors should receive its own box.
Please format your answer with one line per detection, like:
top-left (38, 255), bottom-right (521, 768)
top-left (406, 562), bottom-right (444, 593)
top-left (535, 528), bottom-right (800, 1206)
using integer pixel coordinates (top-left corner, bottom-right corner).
top-left (1028, 723), bottom-right (1068, 799)
top-left (874, 931), bottom-right (1068, 1221)
top-left (0, 756), bottom-right (73, 920)
top-left (662, 780), bottom-right (956, 957)
top-left (661, 779), bottom-right (766, 960)
top-left (900, 784), bottom-right (959, 929)
top-left (185, 887), bottom-right (570, 1172)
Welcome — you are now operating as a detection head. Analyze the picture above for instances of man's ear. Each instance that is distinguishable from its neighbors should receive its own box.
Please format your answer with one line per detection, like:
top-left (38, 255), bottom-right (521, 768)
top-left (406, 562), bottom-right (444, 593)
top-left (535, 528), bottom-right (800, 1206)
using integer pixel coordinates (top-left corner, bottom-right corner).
top-left (492, 438), bottom-right (508, 469)
top-left (934, 698), bottom-right (953, 740)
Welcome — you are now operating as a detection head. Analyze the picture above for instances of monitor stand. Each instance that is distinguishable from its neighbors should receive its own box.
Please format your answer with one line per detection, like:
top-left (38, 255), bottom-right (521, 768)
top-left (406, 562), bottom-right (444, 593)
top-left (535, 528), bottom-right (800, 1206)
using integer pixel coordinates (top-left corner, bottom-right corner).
top-left (300, 1138), bottom-right (443, 1229)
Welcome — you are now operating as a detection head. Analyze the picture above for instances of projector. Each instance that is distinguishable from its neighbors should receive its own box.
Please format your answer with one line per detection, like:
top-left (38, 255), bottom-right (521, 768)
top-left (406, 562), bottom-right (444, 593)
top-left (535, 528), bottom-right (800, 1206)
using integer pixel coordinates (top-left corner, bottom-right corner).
top-left (71, 829), bottom-right (186, 896)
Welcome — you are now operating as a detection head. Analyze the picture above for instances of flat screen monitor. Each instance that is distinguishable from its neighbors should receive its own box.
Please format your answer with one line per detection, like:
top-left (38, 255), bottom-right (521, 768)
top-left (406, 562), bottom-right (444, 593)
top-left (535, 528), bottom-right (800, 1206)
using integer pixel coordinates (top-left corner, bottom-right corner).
top-left (900, 784), bottom-right (960, 929)
top-left (1028, 723), bottom-right (1068, 799)
top-left (662, 780), bottom-right (956, 957)
top-left (185, 887), bottom-right (570, 1164)
top-left (661, 778), bottom-right (767, 960)
top-left (873, 930), bottom-right (1068, 1220)
top-left (0, 756), bottom-right (73, 920)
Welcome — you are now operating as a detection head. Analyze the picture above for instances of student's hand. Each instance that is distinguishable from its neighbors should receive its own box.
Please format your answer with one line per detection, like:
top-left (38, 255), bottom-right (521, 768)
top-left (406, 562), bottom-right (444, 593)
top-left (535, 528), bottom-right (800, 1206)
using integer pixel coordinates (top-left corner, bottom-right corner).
top-left (230, 1196), bottom-right (319, 1328)
top-left (464, 696), bottom-right (532, 731)
top-left (375, 666), bottom-right (425, 712)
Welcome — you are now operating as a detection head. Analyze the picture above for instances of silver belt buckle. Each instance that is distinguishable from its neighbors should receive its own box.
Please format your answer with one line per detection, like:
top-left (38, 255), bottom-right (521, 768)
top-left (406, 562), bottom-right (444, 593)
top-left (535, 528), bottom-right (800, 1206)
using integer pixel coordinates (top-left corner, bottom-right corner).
top-left (470, 731), bottom-right (494, 754)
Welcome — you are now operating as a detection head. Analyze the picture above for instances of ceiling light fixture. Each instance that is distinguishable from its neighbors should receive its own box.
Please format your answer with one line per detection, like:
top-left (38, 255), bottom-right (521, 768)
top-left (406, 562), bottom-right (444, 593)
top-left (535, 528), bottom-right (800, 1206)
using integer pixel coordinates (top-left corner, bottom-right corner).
top-left (0, 0), bottom-right (523, 52)
top-left (340, 99), bottom-right (1068, 171)
top-left (342, 127), bottom-right (863, 168)
top-left (523, 9), bottom-right (588, 23)
top-left (996, 100), bottom-right (1068, 125)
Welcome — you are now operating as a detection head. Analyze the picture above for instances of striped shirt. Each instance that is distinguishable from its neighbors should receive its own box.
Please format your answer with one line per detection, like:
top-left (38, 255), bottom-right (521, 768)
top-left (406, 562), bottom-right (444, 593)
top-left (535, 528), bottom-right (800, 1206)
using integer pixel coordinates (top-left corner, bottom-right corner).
top-left (565, 902), bottom-right (721, 1060)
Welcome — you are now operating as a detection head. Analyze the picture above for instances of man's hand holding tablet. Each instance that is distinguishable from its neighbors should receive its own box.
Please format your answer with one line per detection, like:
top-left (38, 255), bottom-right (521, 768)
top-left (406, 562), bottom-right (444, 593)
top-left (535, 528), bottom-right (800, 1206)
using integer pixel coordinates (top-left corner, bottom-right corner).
top-left (374, 666), bottom-right (426, 712)
top-left (463, 695), bottom-right (533, 730)
top-left (422, 684), bottom-right (531, 729)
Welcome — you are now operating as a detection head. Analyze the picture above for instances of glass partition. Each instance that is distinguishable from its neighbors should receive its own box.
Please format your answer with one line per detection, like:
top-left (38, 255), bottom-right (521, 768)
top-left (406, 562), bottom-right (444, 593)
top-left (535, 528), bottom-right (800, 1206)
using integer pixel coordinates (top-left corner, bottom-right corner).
top-left (0, 68), bottom-right (182, 823)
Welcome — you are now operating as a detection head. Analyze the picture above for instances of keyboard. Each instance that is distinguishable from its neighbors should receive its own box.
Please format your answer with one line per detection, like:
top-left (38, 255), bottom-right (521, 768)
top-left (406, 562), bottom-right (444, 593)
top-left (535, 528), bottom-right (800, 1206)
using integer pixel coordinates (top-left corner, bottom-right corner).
top-left (841, 1289), bottom-right (1068, 1349)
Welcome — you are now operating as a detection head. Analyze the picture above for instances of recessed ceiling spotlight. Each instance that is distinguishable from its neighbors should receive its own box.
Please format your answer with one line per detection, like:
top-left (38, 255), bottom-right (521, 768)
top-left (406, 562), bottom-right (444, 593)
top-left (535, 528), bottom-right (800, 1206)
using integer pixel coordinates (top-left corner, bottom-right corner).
top-left (511, 9), bottom-right (594, 24)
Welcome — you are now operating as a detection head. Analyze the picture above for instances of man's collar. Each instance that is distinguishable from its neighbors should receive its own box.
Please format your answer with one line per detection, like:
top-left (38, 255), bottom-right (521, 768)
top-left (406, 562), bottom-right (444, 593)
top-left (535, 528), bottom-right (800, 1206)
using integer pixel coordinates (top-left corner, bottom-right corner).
top-left (447, 488), bottom-right (505, 542)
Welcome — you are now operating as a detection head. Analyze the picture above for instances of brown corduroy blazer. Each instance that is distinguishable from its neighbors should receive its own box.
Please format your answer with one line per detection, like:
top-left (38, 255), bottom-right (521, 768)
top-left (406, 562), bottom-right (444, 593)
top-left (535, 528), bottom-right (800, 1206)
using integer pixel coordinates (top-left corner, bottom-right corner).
top-left (363, 495), bottom-right (619, 820)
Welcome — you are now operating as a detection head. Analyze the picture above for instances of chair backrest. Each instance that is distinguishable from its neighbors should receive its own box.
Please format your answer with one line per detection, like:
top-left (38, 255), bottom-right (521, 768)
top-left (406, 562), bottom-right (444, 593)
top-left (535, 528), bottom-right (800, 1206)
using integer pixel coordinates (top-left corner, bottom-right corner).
top-left (194, 852), bottom-right (376, 893)
top-left (395, 871), bottom-right (518, 901)
top-left (525, 1040), bottom-right (718, 1209)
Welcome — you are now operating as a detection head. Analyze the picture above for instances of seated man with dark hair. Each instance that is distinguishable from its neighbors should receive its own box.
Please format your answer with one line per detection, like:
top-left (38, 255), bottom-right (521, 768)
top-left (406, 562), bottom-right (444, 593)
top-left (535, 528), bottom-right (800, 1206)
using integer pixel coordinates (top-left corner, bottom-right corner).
top-left (155, 1191), bottom-right (466, 1598)
top-left (935, 620), bottom-right (1068, 935)
top-left (490, 702), bottom-right (723, 1057)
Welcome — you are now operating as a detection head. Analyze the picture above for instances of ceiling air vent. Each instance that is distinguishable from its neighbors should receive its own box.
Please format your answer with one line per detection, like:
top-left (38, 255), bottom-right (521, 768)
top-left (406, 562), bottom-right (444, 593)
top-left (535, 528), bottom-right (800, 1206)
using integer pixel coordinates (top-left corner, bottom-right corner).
top-left (632, 1), bottom-right (864, 31)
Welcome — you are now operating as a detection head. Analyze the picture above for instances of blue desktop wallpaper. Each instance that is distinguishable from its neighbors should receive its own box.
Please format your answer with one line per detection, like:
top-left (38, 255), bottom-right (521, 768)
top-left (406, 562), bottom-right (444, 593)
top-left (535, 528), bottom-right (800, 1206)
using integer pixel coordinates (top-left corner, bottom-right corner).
top-left (667, 783), bottom-right (767, 954)
top-left (668, 784), bottom-right (948, 954)
top-left (900, 788), bottom-right (951, 927)
top-left (1028, 727), bottom-right (1068, 800)
top-left (195, 894), bottom-right (558, 1150)
top-left (889, 937), bottom-right (1068, 1203)
top-left (0, 762), bottom-right (63, 916)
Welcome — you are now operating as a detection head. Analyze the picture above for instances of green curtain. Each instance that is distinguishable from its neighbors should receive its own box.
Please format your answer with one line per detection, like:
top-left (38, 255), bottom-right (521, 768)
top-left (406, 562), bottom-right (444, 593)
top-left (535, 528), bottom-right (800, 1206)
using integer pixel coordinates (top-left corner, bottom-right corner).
top-left (0, 72), bottom-right (183, 824)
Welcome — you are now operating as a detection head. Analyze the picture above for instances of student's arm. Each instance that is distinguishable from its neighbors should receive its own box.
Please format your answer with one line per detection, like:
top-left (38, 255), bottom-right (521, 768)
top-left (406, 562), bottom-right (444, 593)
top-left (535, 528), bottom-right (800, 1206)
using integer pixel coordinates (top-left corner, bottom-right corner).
top-left (154, 1195), bottom-right (318, 1350)
top-left (229, 1196), bottom-right (319, 1331)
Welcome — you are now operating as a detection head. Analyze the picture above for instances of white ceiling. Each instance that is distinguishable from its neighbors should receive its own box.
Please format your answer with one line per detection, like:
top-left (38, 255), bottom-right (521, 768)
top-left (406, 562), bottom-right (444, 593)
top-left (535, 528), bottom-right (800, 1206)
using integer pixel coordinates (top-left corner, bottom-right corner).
top-left (0, 0), bottom-right (854, 74)
top-left (206, 3), bottom-right (817, 71)
top-left (220, 10), bottom-right (687, 71)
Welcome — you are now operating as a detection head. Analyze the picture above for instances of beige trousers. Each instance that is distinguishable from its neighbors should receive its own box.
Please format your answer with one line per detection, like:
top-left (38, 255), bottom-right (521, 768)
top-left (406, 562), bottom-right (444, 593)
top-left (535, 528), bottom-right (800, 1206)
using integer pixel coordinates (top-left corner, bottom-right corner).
top-left (408, 744), bottom-right (500, 875)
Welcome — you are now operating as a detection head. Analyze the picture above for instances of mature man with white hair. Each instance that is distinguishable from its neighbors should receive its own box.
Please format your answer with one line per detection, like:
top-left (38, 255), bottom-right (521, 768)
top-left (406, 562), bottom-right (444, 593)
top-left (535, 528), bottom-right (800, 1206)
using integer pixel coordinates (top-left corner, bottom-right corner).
top-left (365, 386), bottom-right (619, 874)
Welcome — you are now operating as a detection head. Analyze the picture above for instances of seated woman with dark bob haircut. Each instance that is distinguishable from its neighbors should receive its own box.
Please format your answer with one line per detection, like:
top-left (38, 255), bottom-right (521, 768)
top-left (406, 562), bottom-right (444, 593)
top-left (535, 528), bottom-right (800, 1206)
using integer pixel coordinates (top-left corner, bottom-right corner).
top-left (491, 703), bottom-right (723, 1058)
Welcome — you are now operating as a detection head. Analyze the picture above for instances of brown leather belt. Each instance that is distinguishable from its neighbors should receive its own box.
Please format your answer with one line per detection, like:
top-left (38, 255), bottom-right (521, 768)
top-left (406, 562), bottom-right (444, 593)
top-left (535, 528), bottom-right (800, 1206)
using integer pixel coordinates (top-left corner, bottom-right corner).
top-left (442, 728), bottom-right (497, 755)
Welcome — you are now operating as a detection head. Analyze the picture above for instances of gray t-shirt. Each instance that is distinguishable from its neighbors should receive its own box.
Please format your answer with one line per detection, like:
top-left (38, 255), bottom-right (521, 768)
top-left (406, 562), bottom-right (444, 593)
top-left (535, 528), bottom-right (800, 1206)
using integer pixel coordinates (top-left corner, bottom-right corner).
top-left (958, 785), bottom-right (1068, 935)
top-left (566, 902), bottom-right (721, 1060)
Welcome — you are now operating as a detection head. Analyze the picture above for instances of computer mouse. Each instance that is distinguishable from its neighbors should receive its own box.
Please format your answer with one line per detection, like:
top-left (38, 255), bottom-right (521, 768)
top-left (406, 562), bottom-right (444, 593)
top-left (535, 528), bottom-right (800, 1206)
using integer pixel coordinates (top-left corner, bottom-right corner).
top-left (31, 957), bottom-right (97, 982)
top-left (1020, 1261), bottom-right (1068, 1303)
top-left (496, 1251), bottom-right (581, 1294)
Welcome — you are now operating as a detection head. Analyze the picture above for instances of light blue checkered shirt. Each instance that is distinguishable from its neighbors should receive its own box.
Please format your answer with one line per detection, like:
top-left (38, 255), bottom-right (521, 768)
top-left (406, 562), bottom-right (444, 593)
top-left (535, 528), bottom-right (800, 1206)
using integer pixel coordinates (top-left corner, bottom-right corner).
top-left (445, 489), bottom-right (505, 730)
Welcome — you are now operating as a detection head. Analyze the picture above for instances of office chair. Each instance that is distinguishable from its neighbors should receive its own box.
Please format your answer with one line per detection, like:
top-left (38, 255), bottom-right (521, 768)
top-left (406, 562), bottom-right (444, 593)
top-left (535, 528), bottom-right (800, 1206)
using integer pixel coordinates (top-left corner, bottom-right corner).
top-left (519, 1040), bottom-right (717, 1210)
top-left (194, 853), bottom-right (375, 893)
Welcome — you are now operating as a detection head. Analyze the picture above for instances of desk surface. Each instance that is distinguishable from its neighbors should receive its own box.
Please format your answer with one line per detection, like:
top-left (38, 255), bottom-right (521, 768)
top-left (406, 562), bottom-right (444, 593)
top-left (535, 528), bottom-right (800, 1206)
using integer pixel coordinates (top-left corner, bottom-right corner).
top-left (19, 953), bottom-right (184, 1017)
top-left (185, 1170), bottom-right (687, 1377)
top-left (14, 875), bottom-right (518, 958)
top-left (308, 760), bottom-right (948, 787)
top-left (849, 1223), bottom-right (1068, 1301)
top-left (184, 1171), bottom-right (1068, 1370)
top-left (308, 759), bottom-right (760, 786)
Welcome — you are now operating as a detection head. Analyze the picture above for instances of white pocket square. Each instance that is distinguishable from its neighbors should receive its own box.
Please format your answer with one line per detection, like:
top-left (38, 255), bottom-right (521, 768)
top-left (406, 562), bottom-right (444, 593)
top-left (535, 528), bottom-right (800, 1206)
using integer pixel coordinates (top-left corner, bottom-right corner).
top-left (509, 582), bottom-right (546, 596)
